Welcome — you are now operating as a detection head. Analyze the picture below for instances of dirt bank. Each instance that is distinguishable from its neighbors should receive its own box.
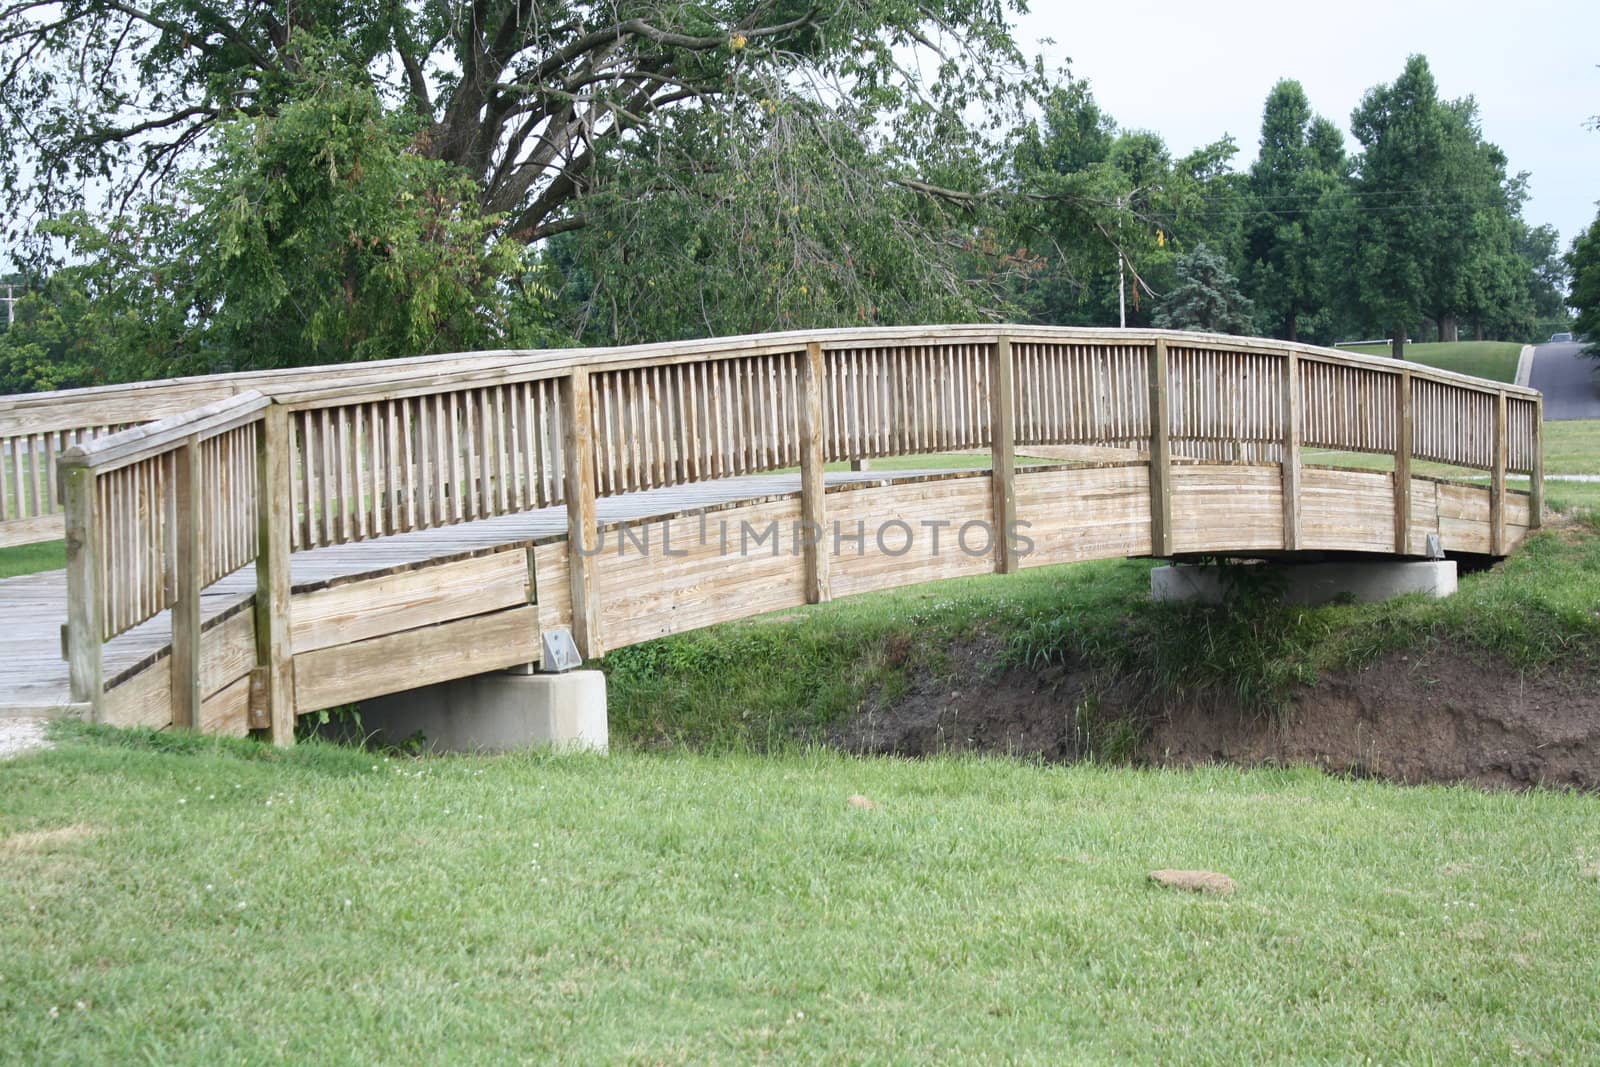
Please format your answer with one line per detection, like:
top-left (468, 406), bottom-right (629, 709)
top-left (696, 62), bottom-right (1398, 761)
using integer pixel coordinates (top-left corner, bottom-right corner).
top-left (829, 644), bottom-right (1600, 791)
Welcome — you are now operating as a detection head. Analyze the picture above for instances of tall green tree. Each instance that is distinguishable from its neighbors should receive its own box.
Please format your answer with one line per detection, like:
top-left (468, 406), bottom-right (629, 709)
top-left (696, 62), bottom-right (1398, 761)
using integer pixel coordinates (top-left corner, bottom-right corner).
top-left (1342, 55), bottom-right (1454, 358)
top-left (1339, 55), bottom-right (1533, 355)
top-left (1240, 80), bottom-right (1345, 342)
top-left (1569, 211), bottom-right (1600, 357)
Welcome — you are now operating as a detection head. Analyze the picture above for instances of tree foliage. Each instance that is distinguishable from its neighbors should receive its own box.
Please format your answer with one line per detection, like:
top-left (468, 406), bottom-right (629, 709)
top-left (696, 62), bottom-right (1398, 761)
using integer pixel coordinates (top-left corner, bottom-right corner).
top-left (1240, 80), bottom-right (1344, 342)
top-left (1569, 211), bottom-right (1600, 357)
top-left (1153, 243), bottom-right (1254, 334)
top-left (0, 0), bottom-right (1027, 252)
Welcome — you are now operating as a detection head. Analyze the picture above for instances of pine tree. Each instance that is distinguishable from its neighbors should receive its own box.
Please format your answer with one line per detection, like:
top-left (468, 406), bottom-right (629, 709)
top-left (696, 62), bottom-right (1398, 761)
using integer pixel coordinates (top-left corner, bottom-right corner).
top-left (1154, 244), bottom-right (1255, 334)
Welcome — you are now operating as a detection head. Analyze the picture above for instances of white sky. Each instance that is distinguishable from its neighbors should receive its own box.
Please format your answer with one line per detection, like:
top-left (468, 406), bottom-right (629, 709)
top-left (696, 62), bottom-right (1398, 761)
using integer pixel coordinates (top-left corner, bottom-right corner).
top-left (1014, 0), bottom-right (1600, 247)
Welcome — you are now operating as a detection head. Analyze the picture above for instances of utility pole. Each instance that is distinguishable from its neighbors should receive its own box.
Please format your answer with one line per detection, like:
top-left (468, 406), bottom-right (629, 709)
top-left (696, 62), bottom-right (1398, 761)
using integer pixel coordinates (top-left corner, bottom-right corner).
top-left (1117, 250), bottom-right (1126, 329)
top-left (2, 283), bottom-right (14, 327)
top-left (1116, 195), bottom-right (1126, 328)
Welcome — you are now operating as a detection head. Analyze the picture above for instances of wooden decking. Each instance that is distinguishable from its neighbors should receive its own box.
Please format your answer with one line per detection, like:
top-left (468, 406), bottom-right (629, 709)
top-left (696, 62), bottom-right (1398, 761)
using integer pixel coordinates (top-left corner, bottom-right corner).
top-left (0, 470), bottom-right (929, 715)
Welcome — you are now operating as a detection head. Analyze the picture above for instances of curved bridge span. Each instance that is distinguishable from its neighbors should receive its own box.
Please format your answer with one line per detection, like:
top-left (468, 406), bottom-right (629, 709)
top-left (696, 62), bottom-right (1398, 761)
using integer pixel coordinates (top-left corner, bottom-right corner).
top-left (0, 327), bottom-right (1543, 740)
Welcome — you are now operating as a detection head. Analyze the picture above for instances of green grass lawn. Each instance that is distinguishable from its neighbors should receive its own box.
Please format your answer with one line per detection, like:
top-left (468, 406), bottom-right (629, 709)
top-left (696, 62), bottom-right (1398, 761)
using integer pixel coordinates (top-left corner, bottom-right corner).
top-left (2, 727), bottom-right (1598, 1064)
top-left (1345, 340), bottom-right (1524, 382)
top-left (0, 539), bottom-right (64, 578)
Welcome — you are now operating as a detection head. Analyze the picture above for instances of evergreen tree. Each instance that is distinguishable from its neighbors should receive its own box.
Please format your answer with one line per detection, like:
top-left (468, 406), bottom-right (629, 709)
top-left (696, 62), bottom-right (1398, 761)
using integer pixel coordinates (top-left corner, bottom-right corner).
top-left (1153, 244), bottom-right (1255, 334)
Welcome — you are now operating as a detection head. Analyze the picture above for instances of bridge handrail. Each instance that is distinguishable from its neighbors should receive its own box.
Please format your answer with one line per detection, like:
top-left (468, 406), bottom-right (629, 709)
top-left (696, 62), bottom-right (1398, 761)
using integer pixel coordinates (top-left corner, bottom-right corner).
top-left (56, 392), bottom-right (271, 473)
top-left (0, 327), bottom-right (1539, 550)
top-left (42, 326), bottom-right (1543, 740)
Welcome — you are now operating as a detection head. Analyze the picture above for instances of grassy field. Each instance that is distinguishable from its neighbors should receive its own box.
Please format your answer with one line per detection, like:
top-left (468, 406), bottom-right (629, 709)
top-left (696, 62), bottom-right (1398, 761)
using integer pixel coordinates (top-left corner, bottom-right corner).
top-left (0, 539), bottom-right (63, 579)
top-left (2, 727), bottom-right (1598, 1064)
top-left (1345, 340), bottom-right (1523, 382)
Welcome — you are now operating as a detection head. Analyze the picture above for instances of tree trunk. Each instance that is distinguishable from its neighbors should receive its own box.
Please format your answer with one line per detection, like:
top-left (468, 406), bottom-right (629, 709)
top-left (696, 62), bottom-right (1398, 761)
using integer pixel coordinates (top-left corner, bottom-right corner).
top-left (1440, 316), bottom-right (1458, 343)
top-left (1474, 319), bottom-right (1484, 341)
top-left (1391, 328), bottom-right (1405, 361)
top-left (1286, 309), bottom-right (1298, 343)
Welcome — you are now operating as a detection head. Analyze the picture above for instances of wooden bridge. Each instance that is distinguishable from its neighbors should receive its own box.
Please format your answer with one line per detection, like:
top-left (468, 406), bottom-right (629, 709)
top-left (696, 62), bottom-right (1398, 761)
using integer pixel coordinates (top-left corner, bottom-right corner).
top-left (0, 327), bottom-right (1543, 743)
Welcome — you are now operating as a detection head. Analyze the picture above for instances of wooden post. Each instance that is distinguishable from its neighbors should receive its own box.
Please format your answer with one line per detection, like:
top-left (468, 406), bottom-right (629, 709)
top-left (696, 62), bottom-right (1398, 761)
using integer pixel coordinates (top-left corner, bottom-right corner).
top-left (561, 368), bottom-right (603, 658)
top-left (1530, 395), bottom-right (1544, 530)
top-left (989, 334), bottom-right (1018, 574)
top-left (1147, 338), bottom-right (1172, 557)
top-left (799, 342), bottom-right (832, 603)
top-left (1281, 351), bottom-right (1301, 552)
top-left (1394, 369), bottom-right (1413, 555)
top-left (170, 436), bottom-right (203, 729)
top-left (254, 405), bottom-right (296, 745)
top-left (1491, 389), bottom-right (1507, 556)
top-left (61, 464), bottom-right (104, 717)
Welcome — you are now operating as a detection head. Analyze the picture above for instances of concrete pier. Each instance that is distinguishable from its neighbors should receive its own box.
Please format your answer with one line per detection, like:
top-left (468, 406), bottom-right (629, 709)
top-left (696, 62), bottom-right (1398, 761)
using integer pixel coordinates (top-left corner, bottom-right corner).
top-left (358, 670), bottom-right (608, 754)
top-left (1151, 560), bottom-right (1458, 606)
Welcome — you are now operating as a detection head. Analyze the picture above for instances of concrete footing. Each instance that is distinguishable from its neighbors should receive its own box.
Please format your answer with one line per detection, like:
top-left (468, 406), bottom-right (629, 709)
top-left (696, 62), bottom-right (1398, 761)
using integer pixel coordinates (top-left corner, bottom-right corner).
top-left (1151, 560), bottom-right (1457, 606)
top-left (359, 670), bottom-right (608, 754)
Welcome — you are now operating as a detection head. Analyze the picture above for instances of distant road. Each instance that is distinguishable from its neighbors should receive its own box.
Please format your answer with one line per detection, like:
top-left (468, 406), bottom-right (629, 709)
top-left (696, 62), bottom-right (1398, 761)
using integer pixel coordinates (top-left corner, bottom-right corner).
top-left (1528, 341), bottom-right (1600, 420)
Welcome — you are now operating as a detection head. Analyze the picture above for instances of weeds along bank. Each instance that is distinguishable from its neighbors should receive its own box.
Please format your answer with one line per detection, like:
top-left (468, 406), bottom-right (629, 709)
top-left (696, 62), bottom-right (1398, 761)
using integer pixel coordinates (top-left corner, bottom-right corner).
top-left (602, 515), bottom-right (1600, 789)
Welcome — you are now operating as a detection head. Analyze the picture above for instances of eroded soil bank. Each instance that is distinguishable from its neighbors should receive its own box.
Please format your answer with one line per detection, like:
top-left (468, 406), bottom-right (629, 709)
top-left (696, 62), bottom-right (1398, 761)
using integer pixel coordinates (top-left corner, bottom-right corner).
top-left (829, 644), bottom-right (1600, 791)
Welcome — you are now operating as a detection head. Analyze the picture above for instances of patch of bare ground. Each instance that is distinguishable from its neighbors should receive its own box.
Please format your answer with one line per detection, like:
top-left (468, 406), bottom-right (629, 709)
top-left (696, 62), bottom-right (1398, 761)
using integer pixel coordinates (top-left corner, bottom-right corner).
top-left (0, 824), bottom-right (96, 856)
top-left (830, 641), bottom-right (1600, 791)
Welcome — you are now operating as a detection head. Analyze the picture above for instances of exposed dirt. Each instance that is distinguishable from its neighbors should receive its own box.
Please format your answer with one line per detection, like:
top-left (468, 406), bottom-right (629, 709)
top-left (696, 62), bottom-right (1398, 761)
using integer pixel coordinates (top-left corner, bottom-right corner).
top-left (828, 642), bottom-right (1600, 791)
top-left (1150, 651), bottom-right (1600, 791)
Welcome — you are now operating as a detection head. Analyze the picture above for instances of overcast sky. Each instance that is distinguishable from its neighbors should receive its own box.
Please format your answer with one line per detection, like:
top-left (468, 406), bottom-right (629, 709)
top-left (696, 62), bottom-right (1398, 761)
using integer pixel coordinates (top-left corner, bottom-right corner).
top-left (1013, 0), bottom-right (1600, 247)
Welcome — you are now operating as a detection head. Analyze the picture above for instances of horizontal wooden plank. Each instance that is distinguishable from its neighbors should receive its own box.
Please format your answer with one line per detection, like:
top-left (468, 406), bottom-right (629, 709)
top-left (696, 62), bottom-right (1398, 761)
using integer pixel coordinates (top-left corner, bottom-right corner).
top-left (599, 499), bottom-right (807, 647)
top-left (293, 604), bottom-right (542, 713)
top-left (291, 549), bottom-right (531, 654)
top-left (200, 605), bottom-right (256, 699)
top-left (532, 542), bottom-right (572, 636)
top-left (200, 674), bottom-right (251, 736)
top-left (1298, 467), bottom-right (1396, 553)
top-left (1169, 465), bottom-right (1284, 555)
top-left (0, 514), bottom-right (62, 548)
top-left (1018, 465), bottom-right (1151, 564)
top-left (101, 656), bottom-right (172, 730)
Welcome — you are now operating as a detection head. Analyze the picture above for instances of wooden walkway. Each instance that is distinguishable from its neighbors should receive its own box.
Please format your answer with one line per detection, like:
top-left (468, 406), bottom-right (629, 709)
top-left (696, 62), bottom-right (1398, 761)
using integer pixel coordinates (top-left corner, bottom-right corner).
top-left (0, 325), bottom-right (1542, 740)
top-left (0, 470), bottom-right (928, 715)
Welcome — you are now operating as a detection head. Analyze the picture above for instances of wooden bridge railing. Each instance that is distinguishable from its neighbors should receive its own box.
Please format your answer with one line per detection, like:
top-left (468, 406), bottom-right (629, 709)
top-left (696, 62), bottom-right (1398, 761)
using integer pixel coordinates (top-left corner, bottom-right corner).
top-left (35, 326), bottom-right (1542, 735)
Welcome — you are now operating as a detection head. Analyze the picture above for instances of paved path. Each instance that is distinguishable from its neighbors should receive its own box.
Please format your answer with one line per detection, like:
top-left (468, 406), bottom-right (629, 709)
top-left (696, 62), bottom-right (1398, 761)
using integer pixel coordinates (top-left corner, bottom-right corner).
top-left (1528, 341), bottom-right (1600, 420)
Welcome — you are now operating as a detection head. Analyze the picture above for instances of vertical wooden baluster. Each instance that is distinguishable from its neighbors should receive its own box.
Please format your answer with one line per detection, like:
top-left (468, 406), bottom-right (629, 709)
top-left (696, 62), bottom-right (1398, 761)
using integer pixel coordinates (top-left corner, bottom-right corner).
top-left (1282, 351), bottom-right (1302, 552)
top-left (800, 341), bottom-right (831, 603)
top-left (562, 368), bottom-right (602, 659)
top-left (533, 381), bottom-right (551, 505)
top-left (447, 392), bottom-right (463, 523)
top-left (1394, 369), bottom-right (1413, 554)
top-left (1148, 338), bottom-right (1173, 557)
top-left (990, 335), bottom-right (1018, 575)
top-left (1492, 389), bottom-right (1507, 555)
top-left (1530, 395), bottom-right (1544, 530)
